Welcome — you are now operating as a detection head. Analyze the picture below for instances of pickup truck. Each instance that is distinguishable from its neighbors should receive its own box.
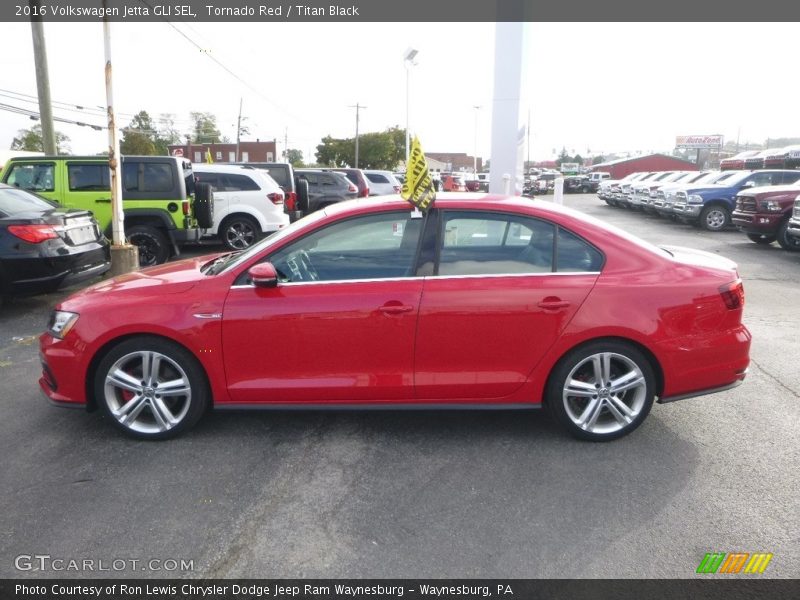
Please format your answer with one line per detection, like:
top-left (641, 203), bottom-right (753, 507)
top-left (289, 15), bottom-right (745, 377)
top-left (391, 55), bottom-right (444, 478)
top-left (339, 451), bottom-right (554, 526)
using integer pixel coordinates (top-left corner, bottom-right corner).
top-left (672, 170), bottom-right (800, 231)
top-left (732, 183), bottom-right (800, 249)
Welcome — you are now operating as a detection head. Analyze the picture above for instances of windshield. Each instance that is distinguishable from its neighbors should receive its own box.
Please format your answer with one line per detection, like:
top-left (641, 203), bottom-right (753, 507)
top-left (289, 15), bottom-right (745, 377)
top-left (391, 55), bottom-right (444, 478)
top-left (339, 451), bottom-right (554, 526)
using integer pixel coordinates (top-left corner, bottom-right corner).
top-left (210, 209), bottom-right (330, 275)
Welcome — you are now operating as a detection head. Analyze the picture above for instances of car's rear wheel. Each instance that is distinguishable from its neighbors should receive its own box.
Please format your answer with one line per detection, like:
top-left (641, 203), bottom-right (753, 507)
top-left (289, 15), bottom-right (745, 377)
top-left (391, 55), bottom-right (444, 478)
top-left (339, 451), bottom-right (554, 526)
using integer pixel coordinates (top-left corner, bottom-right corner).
top-left (547, 341), bottom-right (655, 441)
top-left (95, 336), bottom-right (209, 440)
top-left (127, 225), bottom-right (170, 267)
top-left (746, 233), bottom-right (776, 245)
top-left (700, 204), bottom-right (730, 231)
top-left (220, 214), bottom-right (260, 250)
top-left (776, 220), bottom-right (800, 251)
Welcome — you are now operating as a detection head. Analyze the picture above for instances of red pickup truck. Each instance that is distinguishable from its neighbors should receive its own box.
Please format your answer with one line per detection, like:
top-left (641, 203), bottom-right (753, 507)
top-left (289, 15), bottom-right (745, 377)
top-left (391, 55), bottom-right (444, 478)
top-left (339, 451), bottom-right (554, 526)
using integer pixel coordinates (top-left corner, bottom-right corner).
top-left (732, 183), bottom-right (800, 250)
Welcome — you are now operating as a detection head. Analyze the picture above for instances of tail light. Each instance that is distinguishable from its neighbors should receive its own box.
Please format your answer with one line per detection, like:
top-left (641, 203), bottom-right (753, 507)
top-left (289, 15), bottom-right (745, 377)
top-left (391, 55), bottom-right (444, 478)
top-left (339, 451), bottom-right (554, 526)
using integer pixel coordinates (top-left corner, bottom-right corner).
top-left (719, 279), bottom-right (745, 310)
top-left (267, 192), bottom-right (284, 206)
top-left (8, 224), bottom-right (59, 243)
top-left (182, 201), bottom-right (190, 216)
top-left (285, 191), bottom-right (297, 211)
top-left (393, 185), bottom-right (401, 193)
top-left (348, 183), bottom-right (358, 193)
top-left (361, 186), bottom-right (370, 198)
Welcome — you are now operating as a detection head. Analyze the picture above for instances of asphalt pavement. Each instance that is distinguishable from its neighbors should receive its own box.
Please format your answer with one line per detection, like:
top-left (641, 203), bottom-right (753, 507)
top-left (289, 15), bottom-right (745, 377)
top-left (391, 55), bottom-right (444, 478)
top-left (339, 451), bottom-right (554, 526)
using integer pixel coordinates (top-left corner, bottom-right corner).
top-left (0, 194), bottom-right (797, 579)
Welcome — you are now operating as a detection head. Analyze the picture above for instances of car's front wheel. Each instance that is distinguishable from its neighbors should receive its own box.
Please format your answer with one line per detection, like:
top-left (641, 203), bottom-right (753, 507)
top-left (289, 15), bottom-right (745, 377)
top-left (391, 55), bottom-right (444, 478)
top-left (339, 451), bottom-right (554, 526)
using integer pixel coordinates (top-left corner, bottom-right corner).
top-left (776, 220), bottom-right (800, 251)
top-left (700, 204), bottom-right (730, 231)
top-left (546, 341), bottom-right (656, 441)
top-left (95, 336), bottom-right (210, 440)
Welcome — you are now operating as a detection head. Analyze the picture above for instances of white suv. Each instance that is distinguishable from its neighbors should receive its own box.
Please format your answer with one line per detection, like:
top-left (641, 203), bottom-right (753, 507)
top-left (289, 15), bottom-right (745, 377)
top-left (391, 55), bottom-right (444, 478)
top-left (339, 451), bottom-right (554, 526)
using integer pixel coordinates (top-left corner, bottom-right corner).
top-left (363, 170), bottom-right (401, 196)
top-left (193, 164), bottom-right (289, 250)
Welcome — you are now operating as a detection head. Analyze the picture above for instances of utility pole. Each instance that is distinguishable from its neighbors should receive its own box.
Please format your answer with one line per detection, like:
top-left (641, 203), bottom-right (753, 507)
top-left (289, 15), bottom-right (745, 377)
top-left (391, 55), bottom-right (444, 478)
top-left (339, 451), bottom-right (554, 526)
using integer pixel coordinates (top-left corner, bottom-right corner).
top-left (235, 97), bottom-right (242, 162)
top-left (349, 103), bottom-right (366, 168)
top-left (103, 1), bottom-right (138, 274)
top-left (29, 0), bottom-right (56, 154)
top-left (473, 105), bottom-right (482, 174)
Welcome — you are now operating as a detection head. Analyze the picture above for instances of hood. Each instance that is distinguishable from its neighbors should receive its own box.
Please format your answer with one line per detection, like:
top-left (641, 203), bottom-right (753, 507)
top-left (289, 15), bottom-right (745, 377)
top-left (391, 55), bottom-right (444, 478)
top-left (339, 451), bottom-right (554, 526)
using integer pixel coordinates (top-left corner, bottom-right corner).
top-left (60, 253), bottom-right (226, 311)
top-left (736, 184), bottom-right (800, 198)
top-left (681, 183), bottom-right (731, 195)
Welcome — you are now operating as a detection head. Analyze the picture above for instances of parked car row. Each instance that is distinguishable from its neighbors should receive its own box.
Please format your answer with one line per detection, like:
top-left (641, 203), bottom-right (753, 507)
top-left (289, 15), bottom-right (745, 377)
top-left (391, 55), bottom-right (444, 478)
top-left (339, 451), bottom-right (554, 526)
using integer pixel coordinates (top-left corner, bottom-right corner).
top-left (720, 147), bottom-right (800, 171)
top-left (597, 168), bottom-right (800, 251)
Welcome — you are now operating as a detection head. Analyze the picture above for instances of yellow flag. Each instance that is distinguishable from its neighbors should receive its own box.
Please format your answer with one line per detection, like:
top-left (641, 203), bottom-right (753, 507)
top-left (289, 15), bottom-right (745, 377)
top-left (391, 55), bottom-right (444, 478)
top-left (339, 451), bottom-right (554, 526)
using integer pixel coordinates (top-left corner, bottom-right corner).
top-left (401, 136), bottom-right (436, 211)
top-left (205, 148), bottom-right (214, 164)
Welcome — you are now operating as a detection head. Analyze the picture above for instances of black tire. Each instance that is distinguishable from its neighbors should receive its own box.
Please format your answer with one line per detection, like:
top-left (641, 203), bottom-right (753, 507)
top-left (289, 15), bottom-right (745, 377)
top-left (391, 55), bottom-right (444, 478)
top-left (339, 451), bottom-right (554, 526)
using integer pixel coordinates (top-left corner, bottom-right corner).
top-left (219, 214), bottom-right (261, 251)
top-left (699, 204), bottom-right (730, 232)
top-left (193, 181), bottom-right (215, 228)
top-left (546, 340), bottom-right (656, 442)
top-left (94, 336), bottom-right (210, 440)
top-left (295, 178), bottom-right (310, 213)
top-left (746, 233), bottom-right (777, 245)
top-left (776, 220), bottom-right (800, 251)
top-left (127, 225), bottom-right (170, 267)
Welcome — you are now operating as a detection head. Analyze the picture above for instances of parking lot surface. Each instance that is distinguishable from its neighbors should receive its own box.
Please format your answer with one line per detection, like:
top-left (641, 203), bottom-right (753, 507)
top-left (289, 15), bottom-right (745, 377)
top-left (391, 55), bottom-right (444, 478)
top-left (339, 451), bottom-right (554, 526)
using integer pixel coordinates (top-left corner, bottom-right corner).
top-left (1, 194), bottom-right (797, 578)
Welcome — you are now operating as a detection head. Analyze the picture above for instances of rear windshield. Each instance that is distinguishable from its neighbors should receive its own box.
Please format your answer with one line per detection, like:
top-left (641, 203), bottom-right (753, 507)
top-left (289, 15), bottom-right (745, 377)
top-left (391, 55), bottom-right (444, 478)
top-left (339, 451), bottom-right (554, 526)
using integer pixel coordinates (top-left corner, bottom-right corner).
top-left (0, 187), bottom-right (57, 215)
top-left (263, 167), bottom-right (289, 187)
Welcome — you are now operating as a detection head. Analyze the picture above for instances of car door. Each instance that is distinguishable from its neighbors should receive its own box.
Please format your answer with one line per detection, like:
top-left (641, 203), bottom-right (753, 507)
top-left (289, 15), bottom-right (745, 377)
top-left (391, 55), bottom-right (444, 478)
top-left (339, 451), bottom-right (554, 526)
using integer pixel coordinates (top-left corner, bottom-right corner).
top-left (64, 161), bottom-right (112, 227)
top-left (414, 209), bottom-right (603, 400)
top-left (222, 209), bottom-right (425, 403)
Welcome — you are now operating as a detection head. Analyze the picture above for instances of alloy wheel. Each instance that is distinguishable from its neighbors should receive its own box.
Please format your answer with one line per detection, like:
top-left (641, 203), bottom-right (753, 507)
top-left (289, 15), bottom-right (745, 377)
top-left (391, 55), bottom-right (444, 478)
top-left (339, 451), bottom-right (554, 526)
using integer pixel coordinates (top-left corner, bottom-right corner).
top-left (562, 352), bottom-right (648, 435)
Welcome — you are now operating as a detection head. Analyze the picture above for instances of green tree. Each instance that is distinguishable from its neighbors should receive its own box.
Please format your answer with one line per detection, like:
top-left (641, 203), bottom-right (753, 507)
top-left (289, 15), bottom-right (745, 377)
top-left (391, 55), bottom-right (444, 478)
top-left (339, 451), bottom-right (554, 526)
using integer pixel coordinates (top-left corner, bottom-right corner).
top-left (11, 124), bottom-right (70, 153)
top-left (592, 155), bottom-right (605, 165)
top-left (555, 147), bottom-right (570, 166)
top-left (285, 149), bottom-right (304, 167)
top-left (190, 112), bottom-right (222, 143)
top-left (120, 111), bottom-right (157, 155)
top-left (315, 127), bottom-right (407, 170)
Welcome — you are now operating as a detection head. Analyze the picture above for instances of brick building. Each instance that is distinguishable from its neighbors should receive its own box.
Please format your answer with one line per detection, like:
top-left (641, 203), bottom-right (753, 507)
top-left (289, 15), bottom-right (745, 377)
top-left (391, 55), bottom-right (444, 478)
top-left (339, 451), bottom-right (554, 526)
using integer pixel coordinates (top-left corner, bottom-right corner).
top-left (425, 152), bottom-right (483, 173)
top-left (168, 140), bottom-right (277, 163)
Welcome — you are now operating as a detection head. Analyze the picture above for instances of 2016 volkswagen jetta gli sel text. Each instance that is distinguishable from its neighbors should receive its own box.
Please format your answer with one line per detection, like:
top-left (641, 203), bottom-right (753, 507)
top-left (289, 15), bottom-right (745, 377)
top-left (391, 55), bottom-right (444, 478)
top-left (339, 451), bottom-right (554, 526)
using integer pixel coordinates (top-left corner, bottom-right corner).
top-left (39, 194), bottom-right (751, 441)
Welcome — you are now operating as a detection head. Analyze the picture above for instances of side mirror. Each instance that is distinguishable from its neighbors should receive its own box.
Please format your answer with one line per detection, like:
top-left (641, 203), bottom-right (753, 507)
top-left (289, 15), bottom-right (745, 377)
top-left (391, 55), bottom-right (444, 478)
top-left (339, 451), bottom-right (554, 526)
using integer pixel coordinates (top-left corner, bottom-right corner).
top-left (249, 262), bottom-right (279, 288)
top-left (742, 180), bottom-right (756, 188)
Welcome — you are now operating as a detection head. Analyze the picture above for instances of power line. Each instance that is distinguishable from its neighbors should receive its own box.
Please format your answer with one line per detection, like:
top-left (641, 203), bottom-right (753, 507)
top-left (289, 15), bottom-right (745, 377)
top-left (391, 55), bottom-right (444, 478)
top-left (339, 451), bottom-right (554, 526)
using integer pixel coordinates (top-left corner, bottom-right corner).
top-left (137, 0), bottom-right (317, 130)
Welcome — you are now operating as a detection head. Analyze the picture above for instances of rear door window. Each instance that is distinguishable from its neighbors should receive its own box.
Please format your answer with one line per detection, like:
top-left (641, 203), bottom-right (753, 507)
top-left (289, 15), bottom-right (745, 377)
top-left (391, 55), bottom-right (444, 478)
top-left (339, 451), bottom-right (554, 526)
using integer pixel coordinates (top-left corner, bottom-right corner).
top-left (67, 163), bottom-right (109, 191)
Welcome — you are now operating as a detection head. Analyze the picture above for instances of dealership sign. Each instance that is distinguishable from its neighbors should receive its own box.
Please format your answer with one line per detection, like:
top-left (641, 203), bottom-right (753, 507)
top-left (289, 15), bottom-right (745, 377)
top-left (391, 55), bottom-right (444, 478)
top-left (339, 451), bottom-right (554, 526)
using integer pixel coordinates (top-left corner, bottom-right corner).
top-left (675, 135), bottom-right (724, 149)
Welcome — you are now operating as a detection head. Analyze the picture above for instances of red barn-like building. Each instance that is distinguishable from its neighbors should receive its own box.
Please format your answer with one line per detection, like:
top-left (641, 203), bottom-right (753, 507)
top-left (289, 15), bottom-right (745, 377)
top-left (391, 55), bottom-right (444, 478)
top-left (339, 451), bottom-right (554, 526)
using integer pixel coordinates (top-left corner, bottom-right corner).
top-left (592, 154), bottom-right (699, 179)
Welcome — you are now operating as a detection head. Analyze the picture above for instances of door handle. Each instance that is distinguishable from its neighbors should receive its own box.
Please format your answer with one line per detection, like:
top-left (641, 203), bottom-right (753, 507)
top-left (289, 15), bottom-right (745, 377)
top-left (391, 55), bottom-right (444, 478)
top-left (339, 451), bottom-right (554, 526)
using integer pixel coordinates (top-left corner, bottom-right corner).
top-left (379, 303), bottom-right (414, 315)
top-left (95, 198), bottom-right (111, 203)
top-left (538, 298), bottom-right (571, 310)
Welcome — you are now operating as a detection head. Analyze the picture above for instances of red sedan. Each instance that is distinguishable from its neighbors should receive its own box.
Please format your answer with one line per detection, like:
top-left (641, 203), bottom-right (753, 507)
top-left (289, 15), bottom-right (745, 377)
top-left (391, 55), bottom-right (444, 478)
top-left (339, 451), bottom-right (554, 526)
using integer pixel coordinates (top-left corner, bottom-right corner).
top-left (39, 195), bottom-right (751, 441)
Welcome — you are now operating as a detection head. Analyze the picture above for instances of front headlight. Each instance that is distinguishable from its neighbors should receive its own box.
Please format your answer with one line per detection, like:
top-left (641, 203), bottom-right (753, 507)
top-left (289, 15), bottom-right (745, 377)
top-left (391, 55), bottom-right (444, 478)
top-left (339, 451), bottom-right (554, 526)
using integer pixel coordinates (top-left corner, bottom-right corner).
top-left (688, 194), bottom-right (704, 204)
top-left (762, 200), bottom-right (782, 213)
top-left (47, 311), bottom-right (79, 339)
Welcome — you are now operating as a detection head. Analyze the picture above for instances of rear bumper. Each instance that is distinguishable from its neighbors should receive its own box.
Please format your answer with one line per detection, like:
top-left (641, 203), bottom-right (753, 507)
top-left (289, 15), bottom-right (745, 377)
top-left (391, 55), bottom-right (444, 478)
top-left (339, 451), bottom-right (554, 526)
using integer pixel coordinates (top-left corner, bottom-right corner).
top-left (657, 324), bottom-right (751, 400)
top-left (1, 247), bottom-right (110, 295)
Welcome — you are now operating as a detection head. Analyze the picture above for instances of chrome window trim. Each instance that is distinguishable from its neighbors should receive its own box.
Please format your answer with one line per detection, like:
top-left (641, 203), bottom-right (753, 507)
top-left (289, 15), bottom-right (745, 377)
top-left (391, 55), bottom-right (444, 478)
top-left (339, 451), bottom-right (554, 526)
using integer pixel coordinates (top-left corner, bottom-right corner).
top-left (230, 271), bottom-right (601, 289)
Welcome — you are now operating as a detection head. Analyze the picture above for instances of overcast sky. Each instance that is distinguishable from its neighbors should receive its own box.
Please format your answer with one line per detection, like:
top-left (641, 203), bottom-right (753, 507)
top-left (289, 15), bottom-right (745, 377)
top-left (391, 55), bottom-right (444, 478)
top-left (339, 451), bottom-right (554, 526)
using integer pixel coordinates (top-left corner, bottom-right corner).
top-left (1, 22), bottom-right (798, 163)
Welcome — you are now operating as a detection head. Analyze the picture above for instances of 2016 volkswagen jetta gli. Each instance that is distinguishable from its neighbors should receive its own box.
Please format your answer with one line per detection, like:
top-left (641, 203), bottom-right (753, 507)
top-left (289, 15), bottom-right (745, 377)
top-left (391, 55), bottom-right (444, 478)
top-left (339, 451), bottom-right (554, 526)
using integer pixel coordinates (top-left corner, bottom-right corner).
top-left (39, 195), bottom-right (751, 441)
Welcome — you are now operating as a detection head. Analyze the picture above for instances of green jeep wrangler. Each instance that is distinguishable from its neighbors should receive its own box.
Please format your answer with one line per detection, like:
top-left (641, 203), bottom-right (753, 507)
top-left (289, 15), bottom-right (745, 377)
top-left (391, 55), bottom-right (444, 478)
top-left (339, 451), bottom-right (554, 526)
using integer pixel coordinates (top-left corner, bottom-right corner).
top-left (0, 156), bottom-right (214, 266)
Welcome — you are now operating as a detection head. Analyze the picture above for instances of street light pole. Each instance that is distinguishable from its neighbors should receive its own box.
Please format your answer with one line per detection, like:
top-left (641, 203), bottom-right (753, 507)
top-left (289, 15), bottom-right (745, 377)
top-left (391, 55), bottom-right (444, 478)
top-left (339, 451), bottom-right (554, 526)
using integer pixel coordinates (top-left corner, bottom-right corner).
top-left (349, 103), bottom-right (366, 168)
top-left (473, 105), bottom-right (482, 174)
top-left (403, 48), bottom-right (418, 166)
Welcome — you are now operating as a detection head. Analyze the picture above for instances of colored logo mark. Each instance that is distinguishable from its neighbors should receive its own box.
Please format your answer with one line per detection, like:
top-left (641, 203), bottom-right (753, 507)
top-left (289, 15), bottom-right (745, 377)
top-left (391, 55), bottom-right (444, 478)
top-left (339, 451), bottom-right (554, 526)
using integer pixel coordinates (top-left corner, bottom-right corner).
top-left (696, 552), bottom-right (773, 574)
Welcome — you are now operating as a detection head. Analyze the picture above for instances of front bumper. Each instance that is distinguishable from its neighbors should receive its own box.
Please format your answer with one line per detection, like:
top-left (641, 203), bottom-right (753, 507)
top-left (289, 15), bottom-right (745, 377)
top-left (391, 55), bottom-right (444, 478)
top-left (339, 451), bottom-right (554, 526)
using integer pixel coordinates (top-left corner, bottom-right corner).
top-left (731, 212), bottom-right (782, 234)
top-left (672, 203), bottom-right (702, 218)
top-left (786, 217), bottom-right (800, 238)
